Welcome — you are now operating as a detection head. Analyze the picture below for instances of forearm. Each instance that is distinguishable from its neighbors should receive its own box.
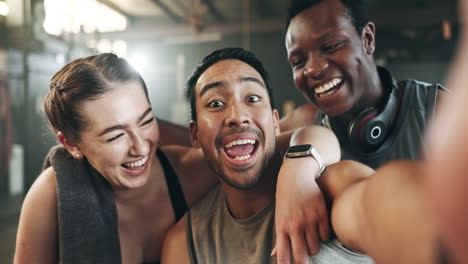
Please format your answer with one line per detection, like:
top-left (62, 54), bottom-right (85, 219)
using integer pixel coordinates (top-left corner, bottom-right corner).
top-left (332, 161), bottom-right (436, 263)
top-left (316, 160), bottom-right (373, 206)
top-left (289, 125), bottom-right (340, 166)
top-left (157, 119), bottom-right (191, 147)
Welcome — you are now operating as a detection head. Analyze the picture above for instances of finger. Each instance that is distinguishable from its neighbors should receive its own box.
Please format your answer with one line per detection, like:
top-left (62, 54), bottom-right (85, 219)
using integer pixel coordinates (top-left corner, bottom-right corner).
top-left (275, 234), bottom-right (291, 264)
top-left (303, 225), bottom-right (320, 257)
top-left (291, 229), bottom-right (310, 264)
top-left (317, 206), bottom-right (330, 242)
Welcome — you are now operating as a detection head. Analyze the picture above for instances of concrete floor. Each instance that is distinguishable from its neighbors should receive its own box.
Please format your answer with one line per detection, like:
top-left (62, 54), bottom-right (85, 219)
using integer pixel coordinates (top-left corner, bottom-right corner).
top-left (0, 195), bottom-right (24, 263)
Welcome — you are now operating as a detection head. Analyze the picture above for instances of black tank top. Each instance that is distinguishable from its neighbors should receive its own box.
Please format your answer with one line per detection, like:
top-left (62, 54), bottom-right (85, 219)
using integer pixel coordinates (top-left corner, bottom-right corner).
top-left (143, 150), bottom-right (188, 264)
top-left (156, 149), bottom-right (188, 221)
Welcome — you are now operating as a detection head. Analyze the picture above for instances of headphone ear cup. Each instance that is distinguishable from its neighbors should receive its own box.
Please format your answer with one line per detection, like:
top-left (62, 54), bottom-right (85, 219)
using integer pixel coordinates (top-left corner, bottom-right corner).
top-left (348, 108), bottom-right (378, 146)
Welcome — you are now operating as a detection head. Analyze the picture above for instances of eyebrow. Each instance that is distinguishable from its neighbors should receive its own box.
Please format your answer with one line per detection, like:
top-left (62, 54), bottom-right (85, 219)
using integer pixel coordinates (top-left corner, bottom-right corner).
top-left (97, 107), bottom-right (153, 137)
top-left (199, 76), bottom-right (266, 97)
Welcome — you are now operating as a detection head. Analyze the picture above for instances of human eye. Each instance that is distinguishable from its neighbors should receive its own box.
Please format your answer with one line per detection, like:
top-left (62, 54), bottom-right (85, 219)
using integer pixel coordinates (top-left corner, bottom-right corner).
top-left (106, 133), bottom-right (124, 142)
top-left (141, 117), bottom-right (154, 126)
top-left (207, 100), bottom-right (224, 108)
top-left (290, 57), bottom-right (305, 69)
top-left (247, 95), bottom-right (260, 103)
top-left (323, 40), bottom-right (345, 54)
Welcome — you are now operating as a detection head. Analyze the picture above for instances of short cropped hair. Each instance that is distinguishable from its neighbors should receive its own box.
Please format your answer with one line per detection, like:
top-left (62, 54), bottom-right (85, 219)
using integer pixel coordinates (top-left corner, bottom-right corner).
top-left (186, 48), bottom-right (275, 121)
top-left (286, 0), bottom-right (369, 34)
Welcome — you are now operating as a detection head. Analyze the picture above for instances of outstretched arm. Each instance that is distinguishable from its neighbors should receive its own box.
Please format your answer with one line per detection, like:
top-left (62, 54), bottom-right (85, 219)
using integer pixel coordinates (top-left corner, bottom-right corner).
top-left (329, 161), bottom-right (436, 264)
top-left (275, 125), bottom-right (340, 264)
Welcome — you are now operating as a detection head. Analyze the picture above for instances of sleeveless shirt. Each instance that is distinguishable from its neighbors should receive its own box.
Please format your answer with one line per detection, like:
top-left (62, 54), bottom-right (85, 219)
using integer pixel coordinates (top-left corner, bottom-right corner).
top-left (320, 67), bottom-right (442, 169)
top-left (186, 186), bottom-right (374, 264)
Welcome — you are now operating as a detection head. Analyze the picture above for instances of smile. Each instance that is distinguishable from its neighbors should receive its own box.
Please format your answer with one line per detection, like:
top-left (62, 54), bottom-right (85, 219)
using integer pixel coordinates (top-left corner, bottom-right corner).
top-left (224, 139), bottom-right (258, 161)
top-left (314, 77), bottom-right (343, 98)
top-left (122, 155), bottom-right (148, 169)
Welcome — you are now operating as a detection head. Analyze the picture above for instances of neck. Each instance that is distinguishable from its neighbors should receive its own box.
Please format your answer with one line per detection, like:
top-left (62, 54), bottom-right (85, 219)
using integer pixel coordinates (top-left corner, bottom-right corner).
top-left (222, 154), bottom-right (281, 219)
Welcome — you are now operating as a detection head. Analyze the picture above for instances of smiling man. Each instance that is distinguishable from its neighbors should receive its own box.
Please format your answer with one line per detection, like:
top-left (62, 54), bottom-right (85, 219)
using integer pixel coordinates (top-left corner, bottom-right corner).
top-left (160, 48), bottom-right (372, 264)
top-left (281, 0), bottom-right (445, 169)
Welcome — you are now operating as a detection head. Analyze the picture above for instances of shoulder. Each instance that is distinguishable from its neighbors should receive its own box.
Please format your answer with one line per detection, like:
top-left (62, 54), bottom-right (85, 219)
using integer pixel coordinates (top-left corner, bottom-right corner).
top-left (14, 167), bottom-right (59, 262)
top-left (22, 167), bottom-right (58, 208)
top-left (279, 104), bottom-right (319, 132)
top-left (161, 214), bottom-right (191, 263)
top-left (158, 146), bottom-right (218, 207)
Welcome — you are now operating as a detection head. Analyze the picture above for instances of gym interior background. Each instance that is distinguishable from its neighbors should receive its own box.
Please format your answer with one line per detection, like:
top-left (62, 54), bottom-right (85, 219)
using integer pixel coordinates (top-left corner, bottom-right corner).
top-left (0, 0), bottom-right (458, 262)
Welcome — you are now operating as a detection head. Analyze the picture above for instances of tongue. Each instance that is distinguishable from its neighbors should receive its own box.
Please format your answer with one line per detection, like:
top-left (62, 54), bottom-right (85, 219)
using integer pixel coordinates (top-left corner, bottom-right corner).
top-left (225, 144), bottom-right (255, 158)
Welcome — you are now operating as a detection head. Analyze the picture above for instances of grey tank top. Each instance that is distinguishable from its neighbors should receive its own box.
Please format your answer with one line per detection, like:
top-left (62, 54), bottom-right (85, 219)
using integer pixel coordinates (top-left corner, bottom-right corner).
top-left (320, 78), bottom-right (440, 169)
top-left (186, 186), bottom-right (374, 264)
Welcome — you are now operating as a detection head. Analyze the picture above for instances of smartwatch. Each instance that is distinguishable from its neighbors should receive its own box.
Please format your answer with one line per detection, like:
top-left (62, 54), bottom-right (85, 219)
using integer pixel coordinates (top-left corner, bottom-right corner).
top-left (284, 144), bottom-right (326, 179)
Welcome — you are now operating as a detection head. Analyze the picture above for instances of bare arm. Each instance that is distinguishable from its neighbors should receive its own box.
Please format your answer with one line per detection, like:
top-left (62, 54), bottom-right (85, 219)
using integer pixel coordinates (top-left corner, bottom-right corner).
top-left (14, 167), bottom-right (59, 263)
top-left (161, 215), bottom-right (191, 263)
top-left (157, 119), bottom-right (191, 147)
top-left (331, 161), bottom-right (436, 264)
top-left (275, 125), bottom-right (340, 264)
top-left (160, 145), bottom-right (219, 207)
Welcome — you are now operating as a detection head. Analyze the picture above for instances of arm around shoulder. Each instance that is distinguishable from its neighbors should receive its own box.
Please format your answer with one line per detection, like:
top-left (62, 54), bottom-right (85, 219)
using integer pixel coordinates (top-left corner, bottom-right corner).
top-left (161, 215), bottom-right (191, 264)
top-left (14, 167), bottom-right (59, 264)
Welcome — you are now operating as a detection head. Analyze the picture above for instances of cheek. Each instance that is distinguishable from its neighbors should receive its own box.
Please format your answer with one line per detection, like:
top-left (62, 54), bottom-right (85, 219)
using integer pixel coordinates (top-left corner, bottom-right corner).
top-left (293, 72), bottom-right (305, 91)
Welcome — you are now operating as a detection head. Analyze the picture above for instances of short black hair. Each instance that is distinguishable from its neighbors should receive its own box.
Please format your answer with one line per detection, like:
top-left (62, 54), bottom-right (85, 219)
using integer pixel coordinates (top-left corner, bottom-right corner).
top-left (186, 47), bottom-right (275, 120)
top-left (286, 0), bottom-right (369, 34)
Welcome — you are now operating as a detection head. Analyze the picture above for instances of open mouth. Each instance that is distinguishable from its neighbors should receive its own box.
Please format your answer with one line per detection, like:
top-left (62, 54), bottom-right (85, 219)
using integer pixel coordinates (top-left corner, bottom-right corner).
top-left (224, 139), bottom-right (258, 162)
top-left (314, 77), bottom-right (343, 98)
top-left (122, 155), bottom-right (148, 170)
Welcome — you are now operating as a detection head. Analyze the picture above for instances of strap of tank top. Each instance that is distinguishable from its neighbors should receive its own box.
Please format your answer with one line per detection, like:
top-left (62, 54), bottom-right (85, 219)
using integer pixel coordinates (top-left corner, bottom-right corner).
top-left (156, 149), bottom-right (188, 221)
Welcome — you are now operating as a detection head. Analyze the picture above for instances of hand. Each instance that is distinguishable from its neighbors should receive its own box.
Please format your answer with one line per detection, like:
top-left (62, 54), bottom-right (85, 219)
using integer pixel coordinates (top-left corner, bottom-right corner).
top-left (274, 157), bottom-right (330, 264)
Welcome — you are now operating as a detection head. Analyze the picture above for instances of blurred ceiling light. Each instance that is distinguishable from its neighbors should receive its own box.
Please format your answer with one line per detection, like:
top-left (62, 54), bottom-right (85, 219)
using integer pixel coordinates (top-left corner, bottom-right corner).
top-left (0, 1), bottom-right (9, 16)
top-left (442, 20), bottom-right (452, 40)
top-left (43, 0), bottom-right (127, 36)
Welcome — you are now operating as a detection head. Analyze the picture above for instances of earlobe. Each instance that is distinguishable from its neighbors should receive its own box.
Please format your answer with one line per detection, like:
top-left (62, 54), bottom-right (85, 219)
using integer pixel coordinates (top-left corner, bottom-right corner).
top-left (57, 131), bottom-right (83, 159)
top-left (362, 22), bottom-right (376, 55)
top-left (189, 121), bottom-right (202, 148)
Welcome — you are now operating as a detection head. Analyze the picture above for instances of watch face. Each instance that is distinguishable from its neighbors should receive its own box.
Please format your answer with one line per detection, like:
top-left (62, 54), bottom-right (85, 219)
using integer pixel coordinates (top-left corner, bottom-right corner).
top-left (287, 144), bottom-right (312, 153)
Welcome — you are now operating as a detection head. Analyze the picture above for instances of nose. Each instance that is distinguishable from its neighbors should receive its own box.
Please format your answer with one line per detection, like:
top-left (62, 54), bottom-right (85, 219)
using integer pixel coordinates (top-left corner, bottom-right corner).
top-left (224, 101), bottom-right (250, 128)
top-left (129, 132), bottom-right (150, 156)
top-left (303, 55), bottom-right (329, 79)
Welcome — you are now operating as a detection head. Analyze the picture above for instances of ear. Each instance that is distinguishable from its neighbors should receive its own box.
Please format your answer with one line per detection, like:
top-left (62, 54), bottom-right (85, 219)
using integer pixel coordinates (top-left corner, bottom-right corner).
top-left (189, 120), bottom-right (202, 148)
top-left (361, 22), bottom-right (376, 55)
top-left (272, 109), bottom-right (281, 136)
top-left (57, 131), bottom-right (83, 159)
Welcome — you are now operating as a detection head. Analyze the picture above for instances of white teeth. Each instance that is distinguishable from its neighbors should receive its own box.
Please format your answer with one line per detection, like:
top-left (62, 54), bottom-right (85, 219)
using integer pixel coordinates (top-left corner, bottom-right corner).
top-left (314, 78), bottom-right (342, 94)
top-left (123, 155), bottom-right (148, 168)
top-left (233, 154), bottom-right (251, 160)
top-left (224, 139), bottom-right (256, 148)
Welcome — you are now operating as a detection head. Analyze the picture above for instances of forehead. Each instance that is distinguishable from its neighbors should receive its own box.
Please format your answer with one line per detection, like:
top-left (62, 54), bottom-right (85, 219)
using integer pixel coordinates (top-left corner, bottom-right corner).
top-left (195, 59), bottom-right (265, 95)
top-left (286, 0), bottom-right (354, 47)
top-left (79, 81), bottom-right (150, 129)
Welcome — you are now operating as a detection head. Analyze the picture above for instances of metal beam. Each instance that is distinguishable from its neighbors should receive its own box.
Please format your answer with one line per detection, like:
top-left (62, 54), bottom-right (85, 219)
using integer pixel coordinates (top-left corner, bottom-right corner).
top-left (96, 0), bottom-right (134, 19)
top-left (202, 0), bottom-right (227, 22)
top-left (151, 0), bottom-right (185, 23)
top-left (79, 18), bottom-right (284, 41)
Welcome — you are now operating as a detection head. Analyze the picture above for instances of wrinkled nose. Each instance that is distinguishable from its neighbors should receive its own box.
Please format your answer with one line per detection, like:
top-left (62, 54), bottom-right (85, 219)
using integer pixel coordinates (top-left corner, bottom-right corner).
top-left (129, 133), bottom-right (150, 156)
top-left (303, 56), bottom-right (329, 79)
top-left (224, 102), bottom-right (250, 128)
